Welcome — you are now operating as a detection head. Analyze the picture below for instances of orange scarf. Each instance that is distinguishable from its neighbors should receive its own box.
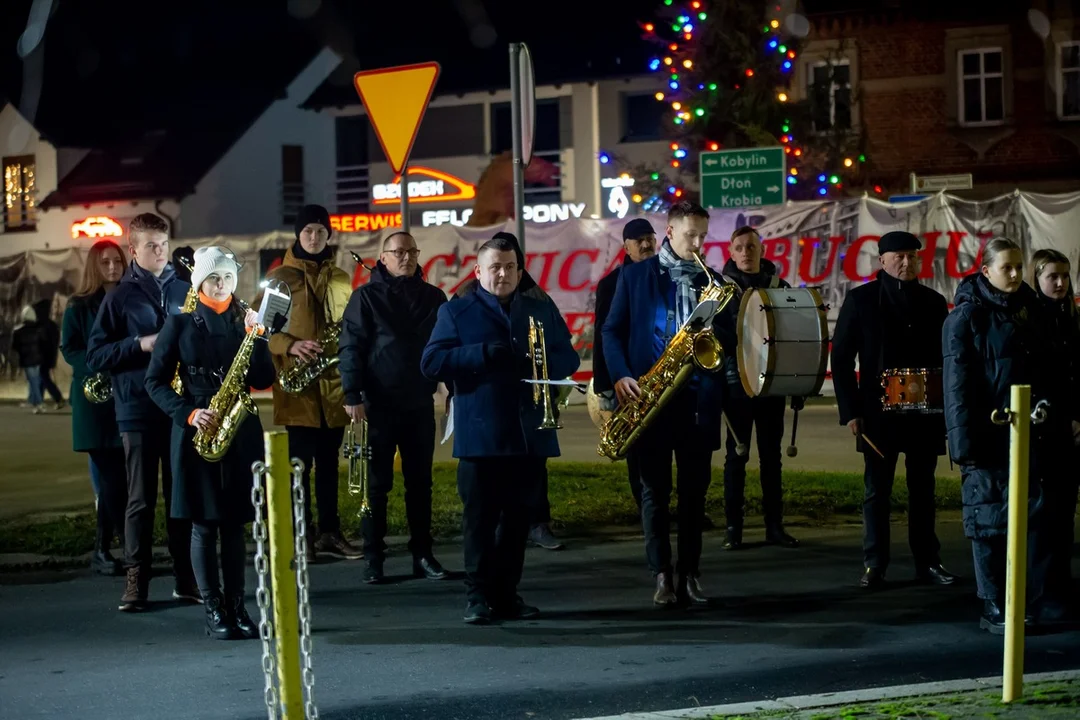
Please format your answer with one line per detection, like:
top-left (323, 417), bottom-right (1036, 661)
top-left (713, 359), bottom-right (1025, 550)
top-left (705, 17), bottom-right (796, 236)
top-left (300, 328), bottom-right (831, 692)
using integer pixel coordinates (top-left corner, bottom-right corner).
top-left (198, 292), bottom-right (232, 314)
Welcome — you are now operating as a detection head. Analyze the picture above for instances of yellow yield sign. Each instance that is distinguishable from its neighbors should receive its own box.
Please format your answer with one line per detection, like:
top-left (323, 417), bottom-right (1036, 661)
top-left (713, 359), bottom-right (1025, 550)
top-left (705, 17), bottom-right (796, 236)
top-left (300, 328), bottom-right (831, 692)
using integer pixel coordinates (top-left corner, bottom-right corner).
top-left (353, 62), bottom-right (441, 175)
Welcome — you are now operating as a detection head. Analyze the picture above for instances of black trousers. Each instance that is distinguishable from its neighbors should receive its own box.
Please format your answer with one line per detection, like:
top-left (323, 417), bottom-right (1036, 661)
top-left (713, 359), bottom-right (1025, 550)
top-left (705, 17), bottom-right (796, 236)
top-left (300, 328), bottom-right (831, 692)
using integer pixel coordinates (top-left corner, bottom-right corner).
top-left (637, 393), bottom-right (714, 577)
top-left (121, 427), bottom-right (191, 575)
top-left (723, 394), bottom-right (786, 529)
top-left (40, 368), bottom-right (64, 403)
top-left (361, 408), bottom-right (436, 562)
top-left (1042, 448), bottom-right (1078, 602)
top-left (530, 459), bottom-right (551, 526)
top-left (287, 422), bottom-right (346, 535)
top-left (458, 456), bottom-right (539, 606)
top-left (625, 450), bottom-right (643, 511)
top-left (862, 449), bottom-right (941, 570)
top-left (191, 521), bottom-right (247, 600)
top-left (88, 448), bottom-right (127, 550)
top-left (972, 530), bottom-right (1051, 603)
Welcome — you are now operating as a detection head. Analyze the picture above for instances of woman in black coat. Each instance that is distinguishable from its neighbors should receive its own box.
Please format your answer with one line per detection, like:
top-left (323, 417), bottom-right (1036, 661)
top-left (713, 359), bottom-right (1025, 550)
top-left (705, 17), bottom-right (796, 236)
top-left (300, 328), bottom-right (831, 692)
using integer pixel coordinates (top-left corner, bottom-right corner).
top-left (942, 238), bottom-right (1054, 633)
top-left (145, 246), bottom-right (275, 640)
top-left (1029, 249), bottom-right (1080, 618)
top-left (60, 239), bottom-right (128, 576)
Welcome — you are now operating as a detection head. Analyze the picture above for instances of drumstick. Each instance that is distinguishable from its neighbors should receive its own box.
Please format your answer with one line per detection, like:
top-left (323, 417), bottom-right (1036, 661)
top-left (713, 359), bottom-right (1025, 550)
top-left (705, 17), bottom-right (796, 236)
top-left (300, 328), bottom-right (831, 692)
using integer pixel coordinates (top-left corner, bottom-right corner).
top-left (722, 412), bottom-right (749, 457)
top-left (860, 433), bottom-right (885, 459)
top-left (786, 406), bottom-right (800, 458)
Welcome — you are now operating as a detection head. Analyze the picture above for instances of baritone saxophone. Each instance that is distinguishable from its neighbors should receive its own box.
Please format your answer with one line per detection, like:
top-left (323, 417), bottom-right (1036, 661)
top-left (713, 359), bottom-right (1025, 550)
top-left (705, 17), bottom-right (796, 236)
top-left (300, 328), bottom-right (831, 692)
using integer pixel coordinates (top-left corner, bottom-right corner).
top-left (596, 252), bottom-right (738, 461)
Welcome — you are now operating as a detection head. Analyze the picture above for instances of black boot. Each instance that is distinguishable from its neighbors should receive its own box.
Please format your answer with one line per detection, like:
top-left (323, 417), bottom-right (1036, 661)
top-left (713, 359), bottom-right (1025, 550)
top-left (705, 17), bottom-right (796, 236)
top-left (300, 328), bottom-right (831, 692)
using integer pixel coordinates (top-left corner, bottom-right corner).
top-left (229, 594), bottom-right (259, 640)
top-left (91, 504), bottom-right (123, 576)
top-left (204, 592), bottom-right (237, 640)
top-left (980, 598), bottom-right (1005, 635)
top-left (722, 527), bottom-right (743, 551)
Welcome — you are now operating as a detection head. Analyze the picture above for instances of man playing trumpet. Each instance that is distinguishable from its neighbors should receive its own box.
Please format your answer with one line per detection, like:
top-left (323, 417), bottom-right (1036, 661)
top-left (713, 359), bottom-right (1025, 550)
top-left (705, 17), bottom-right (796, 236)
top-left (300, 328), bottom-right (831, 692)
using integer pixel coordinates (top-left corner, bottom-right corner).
top-left (421, 235), bottom-right (580, 624)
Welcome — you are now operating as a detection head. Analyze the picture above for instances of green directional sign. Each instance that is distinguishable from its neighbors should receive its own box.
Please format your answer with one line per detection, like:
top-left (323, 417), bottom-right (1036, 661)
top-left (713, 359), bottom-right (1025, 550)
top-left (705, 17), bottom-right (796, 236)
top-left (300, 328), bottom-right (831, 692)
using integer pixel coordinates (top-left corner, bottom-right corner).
top-left (699, 147), bottom-right (786, 209)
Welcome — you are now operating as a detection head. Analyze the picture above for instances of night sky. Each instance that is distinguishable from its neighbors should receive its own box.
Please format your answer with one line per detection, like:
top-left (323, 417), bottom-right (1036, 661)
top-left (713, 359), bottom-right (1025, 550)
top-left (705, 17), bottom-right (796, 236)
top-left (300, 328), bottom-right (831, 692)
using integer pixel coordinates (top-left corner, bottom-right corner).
top-left (2, 0), bottom-right (660, 147)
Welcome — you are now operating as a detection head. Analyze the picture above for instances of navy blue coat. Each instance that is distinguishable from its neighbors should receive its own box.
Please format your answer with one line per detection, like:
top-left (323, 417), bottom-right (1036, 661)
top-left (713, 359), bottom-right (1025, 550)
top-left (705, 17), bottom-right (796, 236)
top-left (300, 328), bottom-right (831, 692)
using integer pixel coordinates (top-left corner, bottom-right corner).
top-left (421, 287), bottom-right (580, 459)
top-left (86, 262), bottom-right (192, 432)
top-left (600, 253), bottom-right (737, 450)
top-left (943, 275), bottom-right (1054, 538)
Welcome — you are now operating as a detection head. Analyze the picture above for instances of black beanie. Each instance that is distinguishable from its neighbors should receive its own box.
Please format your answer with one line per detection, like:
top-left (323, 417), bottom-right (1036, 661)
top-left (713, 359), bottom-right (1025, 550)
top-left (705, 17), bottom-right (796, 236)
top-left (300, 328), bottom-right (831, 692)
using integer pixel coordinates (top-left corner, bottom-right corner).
top-left (295, 204), bottom-right (333, 239)
top-left (878, 231), bottom-right (921, 254)
top-left (622, 218), bottom-right (655, 240)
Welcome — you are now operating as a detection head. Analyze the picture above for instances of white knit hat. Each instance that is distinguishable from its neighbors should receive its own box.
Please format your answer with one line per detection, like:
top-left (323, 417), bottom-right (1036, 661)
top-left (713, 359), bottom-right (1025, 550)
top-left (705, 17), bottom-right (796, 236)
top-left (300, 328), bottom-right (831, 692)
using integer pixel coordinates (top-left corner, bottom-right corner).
top-left (190, 246), bottom-right (239, 290)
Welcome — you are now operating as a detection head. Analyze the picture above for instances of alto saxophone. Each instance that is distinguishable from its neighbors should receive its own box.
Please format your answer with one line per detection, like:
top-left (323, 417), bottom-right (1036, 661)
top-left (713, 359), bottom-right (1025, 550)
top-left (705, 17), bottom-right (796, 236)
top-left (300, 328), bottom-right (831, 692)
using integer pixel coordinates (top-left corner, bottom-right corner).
top-left (596, 252), bottom-right (738, 461)
top-left (278, 320), bottom-right (342, 394)
top-left (193, 319), bottom-right (263, 462)
top-left (171, 258), bottom-right (199, 395)
top-left (83, 372), bottom-right (112, 403)
top-left (343, 419), bottom-right (372, 517)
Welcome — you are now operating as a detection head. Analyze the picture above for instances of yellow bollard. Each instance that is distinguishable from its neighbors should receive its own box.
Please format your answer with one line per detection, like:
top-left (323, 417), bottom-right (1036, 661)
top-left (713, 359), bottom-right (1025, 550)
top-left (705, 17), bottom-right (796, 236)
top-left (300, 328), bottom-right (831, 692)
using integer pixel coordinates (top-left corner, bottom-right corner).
top-left (266, 431), bottom-right (304, 718)
top-left (1001, 384), bottom-right (1031, 704)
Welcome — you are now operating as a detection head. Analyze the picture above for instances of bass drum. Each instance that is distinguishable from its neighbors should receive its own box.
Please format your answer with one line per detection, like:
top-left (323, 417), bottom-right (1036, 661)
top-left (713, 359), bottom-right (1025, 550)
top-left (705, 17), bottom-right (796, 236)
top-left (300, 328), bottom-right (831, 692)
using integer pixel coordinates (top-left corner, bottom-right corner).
top-left (586, 378), bottom-right (613, 429)
top-left (737, 287), bottom-right (829, 398)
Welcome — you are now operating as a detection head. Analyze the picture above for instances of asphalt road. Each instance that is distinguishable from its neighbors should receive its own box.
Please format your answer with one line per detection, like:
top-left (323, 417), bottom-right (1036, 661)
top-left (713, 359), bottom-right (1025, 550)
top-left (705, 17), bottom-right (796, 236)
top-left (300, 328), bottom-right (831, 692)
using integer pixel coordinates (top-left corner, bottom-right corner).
top-left (2, 521), bottom-right (1077, 720)
top-left (0, 401), bottom-right (959, 520)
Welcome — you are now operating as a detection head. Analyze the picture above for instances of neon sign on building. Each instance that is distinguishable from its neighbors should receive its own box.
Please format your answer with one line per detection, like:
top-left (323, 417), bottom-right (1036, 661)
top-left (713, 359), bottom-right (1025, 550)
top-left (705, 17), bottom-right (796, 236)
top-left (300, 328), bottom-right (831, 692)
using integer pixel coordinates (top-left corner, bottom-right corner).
top-left (371, 166), bottom-right (477, 205)
top-left (71, 216), bottom-right (124, 239)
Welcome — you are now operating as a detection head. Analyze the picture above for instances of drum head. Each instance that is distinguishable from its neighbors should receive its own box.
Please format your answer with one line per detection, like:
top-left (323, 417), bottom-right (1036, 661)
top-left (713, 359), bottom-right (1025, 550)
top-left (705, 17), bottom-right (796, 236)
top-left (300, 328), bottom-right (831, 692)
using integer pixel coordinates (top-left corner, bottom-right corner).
top-left (586, 378), bottom-right (612, 428)
top-left (737, 287), bottom-right (829, 398)
top-left (737, 289), bottom-right (772, 397)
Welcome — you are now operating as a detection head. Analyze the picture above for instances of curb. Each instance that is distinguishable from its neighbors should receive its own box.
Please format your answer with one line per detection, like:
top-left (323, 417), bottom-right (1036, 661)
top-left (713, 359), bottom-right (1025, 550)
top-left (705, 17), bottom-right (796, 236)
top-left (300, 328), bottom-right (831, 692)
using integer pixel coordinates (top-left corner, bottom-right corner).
top-left (570, 669), bottom-right (1080, 720)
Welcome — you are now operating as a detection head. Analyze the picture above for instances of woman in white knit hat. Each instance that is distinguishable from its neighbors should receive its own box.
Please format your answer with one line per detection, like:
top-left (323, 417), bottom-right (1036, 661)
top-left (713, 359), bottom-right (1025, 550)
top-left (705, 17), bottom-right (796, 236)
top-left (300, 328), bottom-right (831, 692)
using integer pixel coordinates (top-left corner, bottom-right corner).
top-left (145, 246), bottom-right (276, 640)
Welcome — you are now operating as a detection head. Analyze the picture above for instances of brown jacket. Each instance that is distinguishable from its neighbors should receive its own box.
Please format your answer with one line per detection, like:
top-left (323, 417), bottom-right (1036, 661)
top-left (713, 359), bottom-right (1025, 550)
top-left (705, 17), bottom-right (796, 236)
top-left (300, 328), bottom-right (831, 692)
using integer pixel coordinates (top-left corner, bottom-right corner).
top-left (264, 247), bottom-right (352, 428)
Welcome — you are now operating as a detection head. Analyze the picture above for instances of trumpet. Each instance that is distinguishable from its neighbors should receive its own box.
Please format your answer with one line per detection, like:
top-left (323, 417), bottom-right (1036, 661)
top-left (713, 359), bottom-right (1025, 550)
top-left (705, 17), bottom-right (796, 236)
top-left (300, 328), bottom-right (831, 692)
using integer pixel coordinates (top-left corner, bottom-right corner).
top-left (343, 419), bottom-right (372, 517)
top-left (171, 256), bottom-right (199, 395)
top-left (528, 316), bottom-right (562, 430)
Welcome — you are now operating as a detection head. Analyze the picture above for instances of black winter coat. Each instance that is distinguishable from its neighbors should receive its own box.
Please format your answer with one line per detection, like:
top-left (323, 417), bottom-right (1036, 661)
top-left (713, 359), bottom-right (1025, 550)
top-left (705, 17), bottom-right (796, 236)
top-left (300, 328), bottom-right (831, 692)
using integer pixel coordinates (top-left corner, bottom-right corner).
top-left (12, 323), bottom-right (44, 368)
top-left (1032, 292), bottom-right (1080, 426)
top-left (339, 261), bottom-right (447, 416)
top-left (943, 275), bottom-right (1054, 538)
top-left (145, 300), bottom-right (276, 524)
top-left (720, 258), bottom-right (789, 396)
top-left (831, 270), bottom-right (949, 455)
top-left (33, 299), bottom-right (60, 370)
top-left (61, 289), bottom-right (122, 452)
top-left (87, 262), bottom-right (192, 432)
top-left (591, 255), bottom-right (634, 395)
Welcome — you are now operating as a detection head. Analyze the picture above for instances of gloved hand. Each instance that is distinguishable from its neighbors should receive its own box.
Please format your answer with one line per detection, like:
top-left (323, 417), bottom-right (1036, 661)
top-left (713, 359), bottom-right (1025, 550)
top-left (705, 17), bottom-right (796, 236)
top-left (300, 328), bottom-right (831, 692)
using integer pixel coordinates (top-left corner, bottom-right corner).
top-left (483, 342), bottom-right (517, 371)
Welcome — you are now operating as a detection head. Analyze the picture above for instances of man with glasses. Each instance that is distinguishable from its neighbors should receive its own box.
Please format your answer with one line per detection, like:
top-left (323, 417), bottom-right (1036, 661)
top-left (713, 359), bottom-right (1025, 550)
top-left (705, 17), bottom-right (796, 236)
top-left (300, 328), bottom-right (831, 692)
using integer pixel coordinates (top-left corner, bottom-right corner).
top-left (87, 212), bottom-right (197, 611)
top-left (340, 232), bottom-right (450, 584)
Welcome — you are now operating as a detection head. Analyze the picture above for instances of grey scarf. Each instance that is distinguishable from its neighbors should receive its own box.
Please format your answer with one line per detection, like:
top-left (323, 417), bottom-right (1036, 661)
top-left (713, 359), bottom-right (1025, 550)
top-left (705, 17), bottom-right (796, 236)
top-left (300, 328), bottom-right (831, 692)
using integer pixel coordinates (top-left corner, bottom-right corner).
top-left (658, 240), bottom-right (703, 328)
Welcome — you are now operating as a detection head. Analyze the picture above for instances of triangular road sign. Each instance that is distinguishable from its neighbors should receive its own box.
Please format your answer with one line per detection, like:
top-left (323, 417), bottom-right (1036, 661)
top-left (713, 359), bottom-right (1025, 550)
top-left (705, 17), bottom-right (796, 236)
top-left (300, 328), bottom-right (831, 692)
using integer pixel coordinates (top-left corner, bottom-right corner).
top-left (353, 62), bottom-right (441, 175)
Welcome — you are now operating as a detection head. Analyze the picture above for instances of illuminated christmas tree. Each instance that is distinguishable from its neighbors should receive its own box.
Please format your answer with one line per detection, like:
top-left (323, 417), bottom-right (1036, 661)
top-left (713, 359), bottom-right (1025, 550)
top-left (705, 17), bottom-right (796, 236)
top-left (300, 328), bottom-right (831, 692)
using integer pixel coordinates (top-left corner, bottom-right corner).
top-left (600, 0), bottom-right (874, 211)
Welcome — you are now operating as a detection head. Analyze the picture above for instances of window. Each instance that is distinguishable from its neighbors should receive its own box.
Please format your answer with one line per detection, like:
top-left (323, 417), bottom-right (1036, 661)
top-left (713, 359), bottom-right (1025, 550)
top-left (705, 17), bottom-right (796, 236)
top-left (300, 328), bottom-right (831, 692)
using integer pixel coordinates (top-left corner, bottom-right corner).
top-left (410, 105), bottom-right (484, 159)
top-left (621, 93), bottom-right (666, 142)
top-left (808, 60), bottom-right (852, 132)
top-left (958, 48), bottom-right (1005, 126)
top-left (1059, 41), bottom-right (1080, 120)
top-left (2, 155), bottom-right (36, 232)
top-left (281, 145), bottom-right (304, 227)
top-left (490, 99), bottom-right (561, 154)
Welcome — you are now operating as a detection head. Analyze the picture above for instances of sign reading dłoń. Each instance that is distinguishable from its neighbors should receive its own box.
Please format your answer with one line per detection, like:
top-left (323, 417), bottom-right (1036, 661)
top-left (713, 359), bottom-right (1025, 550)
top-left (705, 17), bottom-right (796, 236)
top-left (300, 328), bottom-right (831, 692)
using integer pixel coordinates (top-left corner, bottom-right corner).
top-left (700, 147), bottom-right (786, 209)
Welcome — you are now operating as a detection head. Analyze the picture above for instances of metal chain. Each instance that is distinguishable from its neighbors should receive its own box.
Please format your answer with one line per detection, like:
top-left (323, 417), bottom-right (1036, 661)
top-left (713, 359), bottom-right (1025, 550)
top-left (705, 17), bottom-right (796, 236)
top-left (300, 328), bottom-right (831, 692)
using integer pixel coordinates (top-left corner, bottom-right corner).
top-left (291, 459), bottom-right (319, 720)
top-left (250, 461), bottom-right (279, 720)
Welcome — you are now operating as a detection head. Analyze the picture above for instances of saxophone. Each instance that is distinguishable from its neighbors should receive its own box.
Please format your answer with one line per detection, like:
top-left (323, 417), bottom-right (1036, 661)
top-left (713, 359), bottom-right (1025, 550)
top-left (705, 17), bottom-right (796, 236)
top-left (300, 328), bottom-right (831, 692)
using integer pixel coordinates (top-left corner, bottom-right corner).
top-left (596, 252), bottom-right (739, 461)
top-left (83, 372), bottom-right (112, 403)
top-left (171, 261), bottom-right (199, 395)
top-left (193, 321), bottom-right (263, 462)
top-left (278, 320), bottom-right (342, 394)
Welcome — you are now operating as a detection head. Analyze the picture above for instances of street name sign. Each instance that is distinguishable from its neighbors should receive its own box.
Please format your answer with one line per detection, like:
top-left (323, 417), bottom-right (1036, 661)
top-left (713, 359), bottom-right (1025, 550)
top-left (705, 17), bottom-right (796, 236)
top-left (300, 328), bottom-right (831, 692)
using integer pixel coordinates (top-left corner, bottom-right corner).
top-left (700, 147), bottom-right (786, 209)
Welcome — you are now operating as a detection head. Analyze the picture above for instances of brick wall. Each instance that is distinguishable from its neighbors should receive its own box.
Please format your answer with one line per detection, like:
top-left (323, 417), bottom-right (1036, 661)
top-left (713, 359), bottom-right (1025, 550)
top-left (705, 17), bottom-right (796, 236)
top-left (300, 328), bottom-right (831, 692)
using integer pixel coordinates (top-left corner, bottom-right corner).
top-left (808, 14), bottom-right (1080, 193)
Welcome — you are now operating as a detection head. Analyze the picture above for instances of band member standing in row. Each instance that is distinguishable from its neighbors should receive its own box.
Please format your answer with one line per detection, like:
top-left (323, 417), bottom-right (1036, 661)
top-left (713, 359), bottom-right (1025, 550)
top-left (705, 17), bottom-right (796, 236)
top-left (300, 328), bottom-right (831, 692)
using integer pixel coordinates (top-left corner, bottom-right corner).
top-left (602, 201), bottom-right (735, 607)
top-left (454, 232), bottom-right (565, 551)
top-left (719, 226), bottom-right (799, 550)
top-left (145, 247), bottom-right (274, 640)
top-left (87, 213), bottom-right (199, 611)
top-left (1029, 249), bottom-right (1080, 620)
top-left (831, 230), bottom-right (956, 590)
top-left (340, 231), bottom-right (449, 584)
top-left (422, 235), bottom-right (580, 624)
top-left (61, 239), bottom-right (129, 576)
top-left (593, 218), bottom-right (657, 512)
top-left (265, 205), bottom-right (359, 561)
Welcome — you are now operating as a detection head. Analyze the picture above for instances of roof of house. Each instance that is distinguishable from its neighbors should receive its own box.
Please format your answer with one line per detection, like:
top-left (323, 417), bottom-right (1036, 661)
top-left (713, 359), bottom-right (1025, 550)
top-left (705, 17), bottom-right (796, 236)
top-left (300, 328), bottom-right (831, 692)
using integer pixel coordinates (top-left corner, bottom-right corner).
top-left (0, 1), bottom-right (322, 209)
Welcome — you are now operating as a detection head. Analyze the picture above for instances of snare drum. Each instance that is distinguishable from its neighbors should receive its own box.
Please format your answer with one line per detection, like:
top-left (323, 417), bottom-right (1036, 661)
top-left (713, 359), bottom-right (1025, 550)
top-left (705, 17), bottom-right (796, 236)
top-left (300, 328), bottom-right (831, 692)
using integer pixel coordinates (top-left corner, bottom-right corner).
top-left (880, 368), bottom-right (943, 413)
top-left (737, 287), bottom-right (829, 398)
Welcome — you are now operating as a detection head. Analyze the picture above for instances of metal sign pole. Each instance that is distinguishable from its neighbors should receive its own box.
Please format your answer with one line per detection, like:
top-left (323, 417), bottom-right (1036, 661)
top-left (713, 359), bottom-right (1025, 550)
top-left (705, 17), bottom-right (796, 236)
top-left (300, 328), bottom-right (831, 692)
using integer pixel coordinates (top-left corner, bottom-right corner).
top-left (400, 162), bottom-right (410, 233)
top-left (509, 43), bottom-right (526, 253)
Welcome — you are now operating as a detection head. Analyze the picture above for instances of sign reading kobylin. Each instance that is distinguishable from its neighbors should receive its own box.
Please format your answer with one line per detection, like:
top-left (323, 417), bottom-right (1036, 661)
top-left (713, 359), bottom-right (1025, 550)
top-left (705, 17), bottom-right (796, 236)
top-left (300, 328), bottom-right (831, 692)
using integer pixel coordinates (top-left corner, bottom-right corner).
top-left (699, 147), bottom-right (786, 209)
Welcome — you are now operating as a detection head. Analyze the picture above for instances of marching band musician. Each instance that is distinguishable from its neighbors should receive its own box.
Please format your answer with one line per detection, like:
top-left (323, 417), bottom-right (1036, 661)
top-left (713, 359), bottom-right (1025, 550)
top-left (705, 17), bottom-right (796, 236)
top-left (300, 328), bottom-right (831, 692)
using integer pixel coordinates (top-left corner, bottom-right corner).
top-left (602, 201), bottom-right (737, 607)
top-left (831, 230), bottom-right (956, 590)
top-left (145, 247), bottom-right (275, 640)
top-left (719, 226), bottom-right (799, 551)
top-left (593, 218), bottom-right (657, 512)
top-left (264, 204), bottom-right (359, 562)
top-left (61, 239), bottom-right (129, 576)
top-left (86, 213), bottom-right (198, 612)
top-left (339, 231), bottom-right (449, 584)
top-left (421, 235), bottom-right (580, 624)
